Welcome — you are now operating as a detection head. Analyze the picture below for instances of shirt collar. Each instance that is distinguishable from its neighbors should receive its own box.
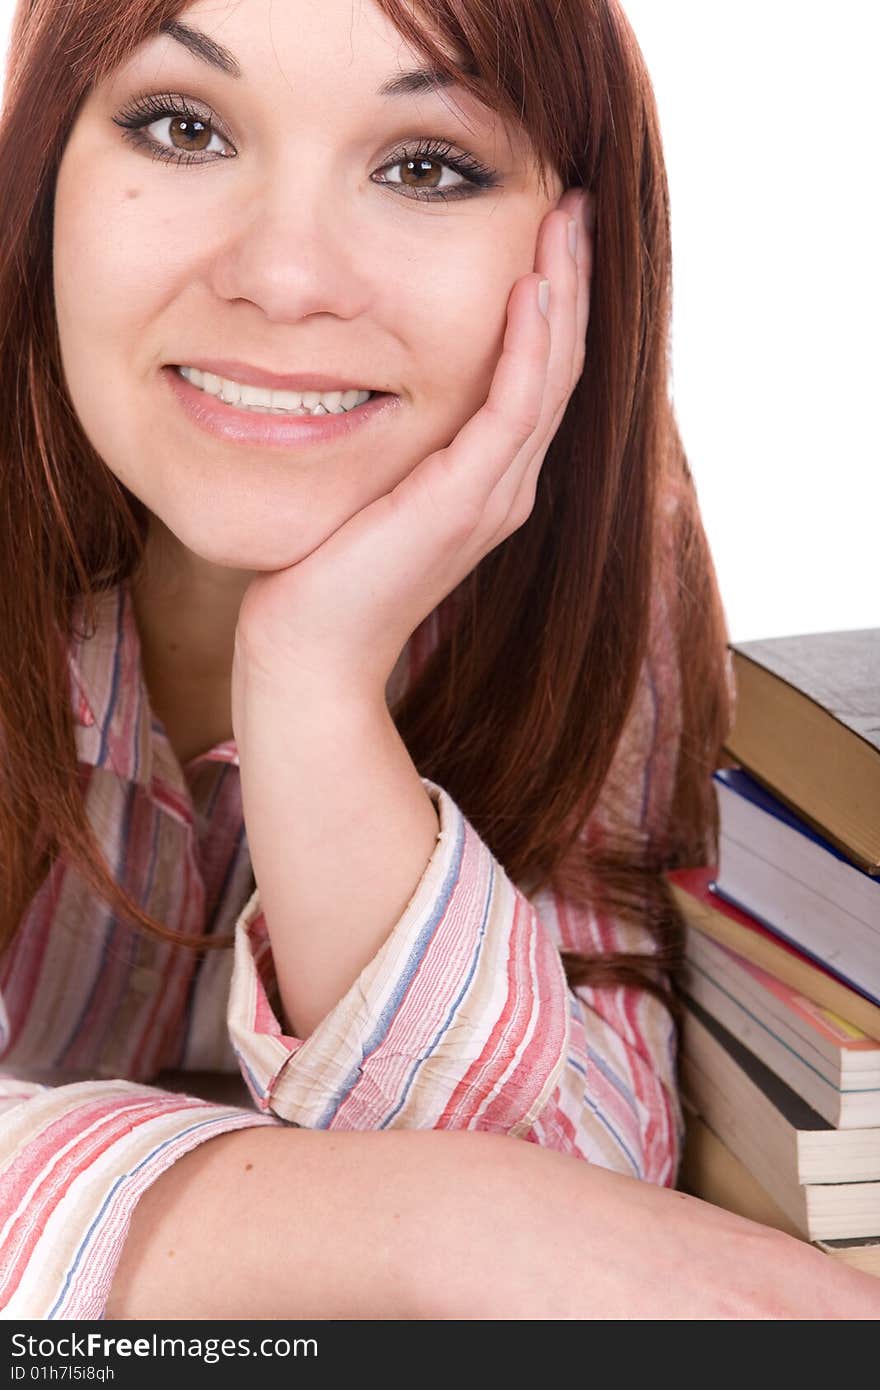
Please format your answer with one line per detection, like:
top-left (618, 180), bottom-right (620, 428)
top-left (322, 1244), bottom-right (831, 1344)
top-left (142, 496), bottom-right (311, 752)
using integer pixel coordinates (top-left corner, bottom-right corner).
top-left (67, 578), bottom-right (461, 793)
top-left (67, 583), bottom-right (239, 795)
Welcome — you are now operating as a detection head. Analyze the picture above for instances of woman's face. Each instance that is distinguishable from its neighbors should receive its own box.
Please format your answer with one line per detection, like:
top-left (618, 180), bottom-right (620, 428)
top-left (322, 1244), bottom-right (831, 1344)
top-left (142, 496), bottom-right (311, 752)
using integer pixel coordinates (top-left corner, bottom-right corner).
top-left (53, 0), bottom-right (565, 572)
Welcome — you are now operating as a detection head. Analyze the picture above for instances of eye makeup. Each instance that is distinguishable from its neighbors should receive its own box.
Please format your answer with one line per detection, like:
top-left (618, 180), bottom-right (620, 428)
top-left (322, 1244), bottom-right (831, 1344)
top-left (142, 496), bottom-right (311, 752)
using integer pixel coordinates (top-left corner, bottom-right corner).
top-left (111, 91), bottom-right (504, 202)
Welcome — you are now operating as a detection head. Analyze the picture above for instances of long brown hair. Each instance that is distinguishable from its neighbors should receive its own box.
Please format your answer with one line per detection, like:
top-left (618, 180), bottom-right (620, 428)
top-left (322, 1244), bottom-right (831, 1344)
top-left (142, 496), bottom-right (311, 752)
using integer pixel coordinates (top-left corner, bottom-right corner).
top-left (0, 0), bottom-right (732, 1013)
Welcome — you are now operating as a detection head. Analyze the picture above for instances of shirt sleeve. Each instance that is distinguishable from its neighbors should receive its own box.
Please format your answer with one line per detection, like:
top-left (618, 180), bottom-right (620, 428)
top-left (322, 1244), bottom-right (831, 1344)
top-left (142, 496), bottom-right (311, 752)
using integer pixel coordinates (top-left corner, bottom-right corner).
top-left (227, 485), bottom-right (710, 1185)
top-left (0, 1074), bottom-right (277, 1318)
top-left (227, 774), bottom-right (680, 1186)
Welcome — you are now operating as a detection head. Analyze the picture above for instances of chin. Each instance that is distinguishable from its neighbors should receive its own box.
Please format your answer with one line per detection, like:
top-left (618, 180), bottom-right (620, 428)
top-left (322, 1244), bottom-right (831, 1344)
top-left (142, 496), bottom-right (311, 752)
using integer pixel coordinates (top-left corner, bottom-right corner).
top-left (171, 522), bottom-right (321, 574)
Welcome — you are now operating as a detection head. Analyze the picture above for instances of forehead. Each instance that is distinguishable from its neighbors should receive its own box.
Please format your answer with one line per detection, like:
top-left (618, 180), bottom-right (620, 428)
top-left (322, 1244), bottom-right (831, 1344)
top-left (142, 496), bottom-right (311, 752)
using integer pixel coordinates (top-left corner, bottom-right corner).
top-left (110, 0), bottom-right (517, 142)
top-left (101, 0), bottom-right (553, 186)
top-left (120, 0), bottom-right (473, 103)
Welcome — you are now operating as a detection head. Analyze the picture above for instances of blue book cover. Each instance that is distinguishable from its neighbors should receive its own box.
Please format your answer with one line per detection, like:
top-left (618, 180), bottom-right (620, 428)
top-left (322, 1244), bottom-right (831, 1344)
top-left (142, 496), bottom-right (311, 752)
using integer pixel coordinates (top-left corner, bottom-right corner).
top-left (706, 880), bottom-right (880, 1009)
top-left (712, 767), bottom-right (879, 885)
top-left (710, 767), bottom-right (880, 1006)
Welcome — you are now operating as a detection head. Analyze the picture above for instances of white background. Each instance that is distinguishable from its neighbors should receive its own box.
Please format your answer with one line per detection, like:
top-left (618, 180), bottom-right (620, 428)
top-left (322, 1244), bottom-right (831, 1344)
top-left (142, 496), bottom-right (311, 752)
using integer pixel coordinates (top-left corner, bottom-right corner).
top-left (2, 1), bottom-right (877, 640)
top-left (621, 1), bottom-right (878, 639)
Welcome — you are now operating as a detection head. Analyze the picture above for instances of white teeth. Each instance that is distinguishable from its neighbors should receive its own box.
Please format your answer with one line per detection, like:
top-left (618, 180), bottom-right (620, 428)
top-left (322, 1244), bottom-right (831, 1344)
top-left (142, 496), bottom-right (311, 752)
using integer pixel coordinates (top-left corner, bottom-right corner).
top-left (178, 366), bottom-right (372, 415)
top-left (272, 388), bottom-right (303, 410)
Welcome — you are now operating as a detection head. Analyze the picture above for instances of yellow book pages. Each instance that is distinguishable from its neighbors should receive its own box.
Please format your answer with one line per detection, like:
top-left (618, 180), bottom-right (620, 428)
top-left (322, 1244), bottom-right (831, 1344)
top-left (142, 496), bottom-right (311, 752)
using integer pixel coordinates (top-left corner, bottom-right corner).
top-left (725, 645), bottom-right (880, 872)
top-left (681, 1115), bottom-right (880, 1279)
top-left (813, 1238), bottom-right (880, 1278)
top-left (667, 879), bottom-right (880, 1043)
top-left (679, 1112), bottom-right (803, 1239)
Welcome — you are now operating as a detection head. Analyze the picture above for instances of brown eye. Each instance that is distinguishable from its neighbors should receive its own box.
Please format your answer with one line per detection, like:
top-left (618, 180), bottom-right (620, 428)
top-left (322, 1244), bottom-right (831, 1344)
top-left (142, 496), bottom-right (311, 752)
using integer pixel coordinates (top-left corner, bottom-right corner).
top-left (375, 141), bottom-right (493, 201)
top-left (398, 157), bottom-right (443, 190)
top-left (167, 115), bottom-right (213, 154)
top-left (113, 96), bottom-right (231, 164)
top-left (115, 100), bottom-right (498, 196)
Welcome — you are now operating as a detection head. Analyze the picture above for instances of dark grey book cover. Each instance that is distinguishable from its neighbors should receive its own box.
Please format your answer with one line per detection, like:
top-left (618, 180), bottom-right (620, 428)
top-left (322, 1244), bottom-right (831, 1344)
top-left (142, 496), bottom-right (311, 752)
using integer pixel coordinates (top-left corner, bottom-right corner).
top-left (731, 629), bottom-right (880, 754)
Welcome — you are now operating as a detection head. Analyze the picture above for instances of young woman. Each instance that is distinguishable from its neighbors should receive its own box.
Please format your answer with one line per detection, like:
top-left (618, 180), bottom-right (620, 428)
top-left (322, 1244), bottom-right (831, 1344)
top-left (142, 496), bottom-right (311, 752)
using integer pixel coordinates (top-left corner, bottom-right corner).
top-left (1, 0), bottom-right (877, 1320)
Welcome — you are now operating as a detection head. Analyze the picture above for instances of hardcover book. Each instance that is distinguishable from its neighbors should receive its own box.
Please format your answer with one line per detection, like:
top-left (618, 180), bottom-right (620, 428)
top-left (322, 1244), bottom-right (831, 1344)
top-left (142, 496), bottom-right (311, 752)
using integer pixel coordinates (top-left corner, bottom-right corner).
top-left (680, 1000), bottom-right (880, 1241)
top-left (683, 925), bottom-right (880, 1128)
top-left (667, 867), bottom-right (880, 1042)
top-left (724, 629), bottom-right (880, 873)
top-left (713, 768), bottom-right (880, 1004)
top-left (680, 1111), bottom-right (880, 1277)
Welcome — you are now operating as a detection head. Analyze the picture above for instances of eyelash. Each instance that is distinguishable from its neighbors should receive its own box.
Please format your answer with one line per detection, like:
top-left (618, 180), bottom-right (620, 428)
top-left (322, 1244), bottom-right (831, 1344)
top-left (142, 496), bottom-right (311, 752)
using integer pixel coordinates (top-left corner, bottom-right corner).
top-left (111, 92), bottom-right (501, 202)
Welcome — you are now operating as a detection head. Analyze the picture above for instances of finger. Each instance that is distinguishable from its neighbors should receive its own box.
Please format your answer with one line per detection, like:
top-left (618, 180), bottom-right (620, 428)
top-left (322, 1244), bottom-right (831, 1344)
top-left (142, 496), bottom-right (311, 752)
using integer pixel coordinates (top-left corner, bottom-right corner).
top-left (573, 192), bottom-right (593, 388)
top-left (504, 191), bottom-right (593, 531)
top-left (394, 194), bottom-right (588, 548)
top-left (322, 268), bottom-right (550, 618)
top-left (486, 195), bottom-right (589, 530)
top-left (403, 270), bottom-right (553, 535)
top-left (532, 190), bottom-right (592, 452)
top-left (557, 188), bottom-right (592, 395)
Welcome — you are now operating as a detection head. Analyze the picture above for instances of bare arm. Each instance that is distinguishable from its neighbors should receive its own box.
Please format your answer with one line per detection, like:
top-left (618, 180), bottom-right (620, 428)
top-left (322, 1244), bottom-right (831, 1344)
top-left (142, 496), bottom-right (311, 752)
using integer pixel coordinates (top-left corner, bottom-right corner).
top-left (229, 194), bottom-right (588, 1041)
top-left (106, 1125), bottom-right (880, 1320)
top-left (231, 664), bottom-right (438, 1038)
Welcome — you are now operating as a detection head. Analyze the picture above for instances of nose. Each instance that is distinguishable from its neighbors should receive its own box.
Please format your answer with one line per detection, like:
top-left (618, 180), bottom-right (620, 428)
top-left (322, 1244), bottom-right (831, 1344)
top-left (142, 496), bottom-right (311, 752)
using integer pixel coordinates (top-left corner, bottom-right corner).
top-left (207, 162), bottom-right (373, 325)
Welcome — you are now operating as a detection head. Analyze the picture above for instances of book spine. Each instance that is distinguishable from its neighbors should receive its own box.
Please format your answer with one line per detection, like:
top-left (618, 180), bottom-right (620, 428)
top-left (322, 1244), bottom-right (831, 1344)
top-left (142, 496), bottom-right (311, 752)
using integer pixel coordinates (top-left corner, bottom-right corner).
top-left (680, 1012), bottom-right (808, 1234)
top-left (680, 1007), bottom-right (880, 1239)
top-left (682, 948), bottom-right (849, 1129)
top-left (714, 849), bottom-right (880, 1004)
top-left (668, 881), bottom-right (880, 1041)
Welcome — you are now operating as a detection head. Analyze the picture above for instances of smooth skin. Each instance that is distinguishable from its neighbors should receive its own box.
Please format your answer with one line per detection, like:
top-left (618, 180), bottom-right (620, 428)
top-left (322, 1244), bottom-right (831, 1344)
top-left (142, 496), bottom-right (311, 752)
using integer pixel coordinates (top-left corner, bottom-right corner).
top-left (50, 0), bottom-right (880, 1318)
top-left (230, 195), bottom-right (585, 1039)
top-left (106, 1126), bottom-right (880, 1320)
top-left (107, 179), bottom-right (880, 1313)
top-left (52, 0), bottom-right (572, 679)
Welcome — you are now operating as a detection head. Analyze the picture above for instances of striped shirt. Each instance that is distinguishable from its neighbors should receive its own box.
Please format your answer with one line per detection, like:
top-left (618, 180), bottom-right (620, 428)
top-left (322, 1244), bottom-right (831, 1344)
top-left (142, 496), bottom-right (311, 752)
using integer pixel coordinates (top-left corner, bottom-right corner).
top-left (0, 544), bottom-right (690, 1318)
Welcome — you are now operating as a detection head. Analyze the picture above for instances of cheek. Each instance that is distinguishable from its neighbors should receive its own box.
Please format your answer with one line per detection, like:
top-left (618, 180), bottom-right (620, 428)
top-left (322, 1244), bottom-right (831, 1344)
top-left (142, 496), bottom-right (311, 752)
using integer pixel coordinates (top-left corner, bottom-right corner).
top-left (53, 140), bottom-right (174, 374)
top-left (52, 153), bottom-right (174, 488)
top-left (407, 236), bottom-right (526, 437)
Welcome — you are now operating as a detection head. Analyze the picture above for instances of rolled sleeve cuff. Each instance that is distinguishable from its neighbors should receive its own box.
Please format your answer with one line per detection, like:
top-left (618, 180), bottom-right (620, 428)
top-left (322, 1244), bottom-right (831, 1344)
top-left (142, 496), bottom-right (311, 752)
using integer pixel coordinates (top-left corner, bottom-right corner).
top-left (228, 778), bottom-right (569, 1132)
top-left (0, 1078), bottom-right (277, 1319)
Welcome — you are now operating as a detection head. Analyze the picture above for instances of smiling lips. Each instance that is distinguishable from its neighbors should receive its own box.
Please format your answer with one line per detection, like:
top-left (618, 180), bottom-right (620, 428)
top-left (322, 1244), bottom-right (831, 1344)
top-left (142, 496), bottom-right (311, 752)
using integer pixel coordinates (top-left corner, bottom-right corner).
top-left (171, 357), bottom-right (383, 395)
top-left (177, 366), bottom-right (372, 416)
top-left (163, 361), bottom-right (399, 449)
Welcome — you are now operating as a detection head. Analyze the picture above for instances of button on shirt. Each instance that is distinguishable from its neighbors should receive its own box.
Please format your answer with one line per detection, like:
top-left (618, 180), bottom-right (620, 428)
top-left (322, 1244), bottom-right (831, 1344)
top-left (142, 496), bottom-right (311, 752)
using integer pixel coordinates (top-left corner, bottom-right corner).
top-left (0, 533), bottom-right (698, 1318)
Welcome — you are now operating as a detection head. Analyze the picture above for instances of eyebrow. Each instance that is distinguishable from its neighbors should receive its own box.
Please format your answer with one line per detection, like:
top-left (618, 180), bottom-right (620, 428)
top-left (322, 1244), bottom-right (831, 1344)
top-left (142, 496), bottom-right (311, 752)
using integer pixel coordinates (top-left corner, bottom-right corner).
top-left (158, 20), bottom-right (472, 96)
top-left (159, 21), bottom-right (242, 79)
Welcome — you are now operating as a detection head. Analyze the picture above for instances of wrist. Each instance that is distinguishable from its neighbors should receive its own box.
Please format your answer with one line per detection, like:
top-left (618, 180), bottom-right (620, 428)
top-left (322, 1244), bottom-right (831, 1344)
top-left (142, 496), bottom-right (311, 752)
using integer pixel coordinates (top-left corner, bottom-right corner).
top-left (231, 628), bottom-right (386, 723)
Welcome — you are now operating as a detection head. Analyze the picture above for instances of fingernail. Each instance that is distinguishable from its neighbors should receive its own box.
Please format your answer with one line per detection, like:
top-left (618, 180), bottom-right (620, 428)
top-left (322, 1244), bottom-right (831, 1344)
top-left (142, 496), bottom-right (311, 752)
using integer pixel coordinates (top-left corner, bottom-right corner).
top-left (567, 217), bottom-right (578, 258)
top-left (537, 278), bottom-right (550, 317)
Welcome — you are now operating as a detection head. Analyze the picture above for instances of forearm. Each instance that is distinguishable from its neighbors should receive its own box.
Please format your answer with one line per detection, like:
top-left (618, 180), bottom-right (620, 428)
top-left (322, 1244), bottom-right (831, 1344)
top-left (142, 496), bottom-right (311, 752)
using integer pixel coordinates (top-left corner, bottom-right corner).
top-left (232, 645), bottom-right (440, 1039)
top-left (107, 1126), bottom-right (880, 1320)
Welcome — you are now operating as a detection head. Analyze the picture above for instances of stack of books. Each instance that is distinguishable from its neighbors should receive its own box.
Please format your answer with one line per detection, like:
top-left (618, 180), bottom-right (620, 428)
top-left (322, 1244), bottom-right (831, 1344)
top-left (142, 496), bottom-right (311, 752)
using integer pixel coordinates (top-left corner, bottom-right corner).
top-left (667, 627), bottom-right (880, 1278)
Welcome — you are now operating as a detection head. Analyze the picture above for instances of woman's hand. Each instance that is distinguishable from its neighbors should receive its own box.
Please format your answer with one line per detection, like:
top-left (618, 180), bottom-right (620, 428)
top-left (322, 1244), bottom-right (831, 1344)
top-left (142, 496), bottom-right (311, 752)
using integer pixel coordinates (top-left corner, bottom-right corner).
top-left (234, 185), bottom-right (593, 699)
